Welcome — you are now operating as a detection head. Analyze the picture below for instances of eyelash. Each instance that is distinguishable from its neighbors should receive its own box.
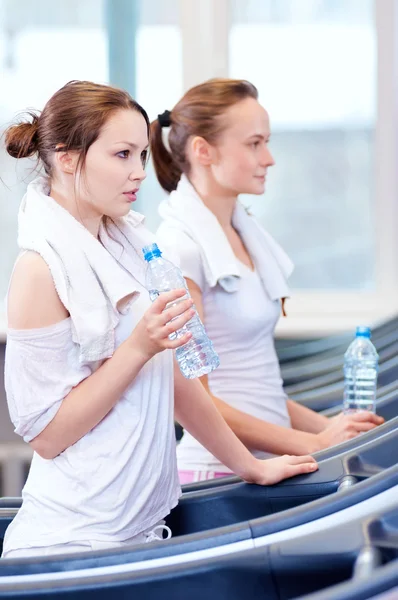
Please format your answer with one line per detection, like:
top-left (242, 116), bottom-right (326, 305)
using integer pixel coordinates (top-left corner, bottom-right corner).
top-left (117, 150), bottom-right (130, 159)
top-left (251, 140), bottom-right (270, 148)
top-left (141, 150), bottom-right (148, 166)
top-left (116, 149), bottom-right (149, 166)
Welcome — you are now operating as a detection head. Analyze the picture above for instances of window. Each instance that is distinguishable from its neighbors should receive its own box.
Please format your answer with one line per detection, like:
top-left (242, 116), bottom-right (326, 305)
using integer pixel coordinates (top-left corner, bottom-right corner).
top-left (1, 0), bottom-right (397, 336)
top-left (134, 0), bottom-right (182, 233)
top-left (230, 0), bottom-right (376, 291)
top-left (0, 0), bottom-right (107, 321)
top-left (0, 0), bottom-right (182, 331)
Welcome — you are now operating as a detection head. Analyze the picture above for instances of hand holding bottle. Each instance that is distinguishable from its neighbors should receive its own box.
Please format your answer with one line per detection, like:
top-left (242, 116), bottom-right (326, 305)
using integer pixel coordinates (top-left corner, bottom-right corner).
top-left (128, 289), bottom-right (195, 361)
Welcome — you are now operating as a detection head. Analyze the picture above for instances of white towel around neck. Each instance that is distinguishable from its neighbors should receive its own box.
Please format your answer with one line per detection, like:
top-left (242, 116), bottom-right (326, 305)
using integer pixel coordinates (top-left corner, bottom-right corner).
top-left (158, 175), bottom-right (294, 299)
top-left (17, 176), bottom-right (152, 363)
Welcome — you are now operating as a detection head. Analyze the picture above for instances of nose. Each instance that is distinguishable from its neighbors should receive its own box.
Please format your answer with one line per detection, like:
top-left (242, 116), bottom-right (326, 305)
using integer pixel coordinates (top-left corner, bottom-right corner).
top-left (260, 145), bottom-right (275, 168)
top-left (129, 161), bottom-right (147, 183)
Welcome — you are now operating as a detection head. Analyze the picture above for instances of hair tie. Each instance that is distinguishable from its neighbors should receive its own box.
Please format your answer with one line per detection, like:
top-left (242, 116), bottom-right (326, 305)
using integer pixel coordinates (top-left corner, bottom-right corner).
top-left (158, 110), bottom-right (171, 128)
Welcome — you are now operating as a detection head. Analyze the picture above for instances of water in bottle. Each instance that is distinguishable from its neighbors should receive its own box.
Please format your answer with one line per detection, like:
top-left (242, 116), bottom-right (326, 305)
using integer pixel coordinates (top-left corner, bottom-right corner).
top-left (142, 243), bottom-right (220, 379)
top-left (343, 326), bottom-right (379, 414)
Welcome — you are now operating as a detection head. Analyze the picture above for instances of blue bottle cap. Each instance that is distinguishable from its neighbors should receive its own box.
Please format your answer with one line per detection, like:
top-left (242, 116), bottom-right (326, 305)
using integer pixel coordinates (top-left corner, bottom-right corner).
top-left (142, 243), bottom-right (162, 262)
top-left (355, 326), bottom-right (371, 338)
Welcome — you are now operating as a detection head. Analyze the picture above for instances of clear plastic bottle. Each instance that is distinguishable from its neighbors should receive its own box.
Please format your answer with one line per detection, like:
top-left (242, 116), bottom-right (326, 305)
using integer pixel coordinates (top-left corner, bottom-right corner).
top-left (142, 243), bottom-right (220, 379)
top-left (343, 326), bottom-right (379, 414)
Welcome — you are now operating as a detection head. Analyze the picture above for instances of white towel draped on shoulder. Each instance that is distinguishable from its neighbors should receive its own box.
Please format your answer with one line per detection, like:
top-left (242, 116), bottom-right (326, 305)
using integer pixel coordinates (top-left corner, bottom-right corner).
top-left (157, 175), bottom-right (294, 299)
top-left (17, 177), bottom-right (153, 363)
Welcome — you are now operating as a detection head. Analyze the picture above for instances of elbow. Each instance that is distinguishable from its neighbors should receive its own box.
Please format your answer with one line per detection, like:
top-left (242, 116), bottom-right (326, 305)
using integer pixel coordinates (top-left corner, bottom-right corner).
top-left (29, 436), bottom-right (60, 460)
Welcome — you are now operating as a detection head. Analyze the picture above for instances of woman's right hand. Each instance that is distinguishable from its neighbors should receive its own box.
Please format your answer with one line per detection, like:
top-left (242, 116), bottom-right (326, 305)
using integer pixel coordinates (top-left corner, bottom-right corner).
top-left (316, 411), bottom-right (383, 450)
top-left (128, 289), bottom-right (195, 361)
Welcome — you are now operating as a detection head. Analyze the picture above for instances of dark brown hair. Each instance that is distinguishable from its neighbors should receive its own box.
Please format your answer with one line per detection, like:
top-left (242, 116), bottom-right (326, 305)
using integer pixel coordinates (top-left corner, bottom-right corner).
top-left (5, 80), bottom-right (150, 176)
top-left (150, 78), bottom-right (258, 193)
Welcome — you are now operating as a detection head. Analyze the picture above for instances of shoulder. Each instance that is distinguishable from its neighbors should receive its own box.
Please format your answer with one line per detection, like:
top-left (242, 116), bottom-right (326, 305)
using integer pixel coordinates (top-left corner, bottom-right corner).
top-left (7, 252), bottom-right (69, 329)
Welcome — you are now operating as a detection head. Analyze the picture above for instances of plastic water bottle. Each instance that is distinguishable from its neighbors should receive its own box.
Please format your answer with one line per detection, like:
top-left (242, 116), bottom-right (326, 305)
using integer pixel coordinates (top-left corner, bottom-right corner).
top-left (142, 243), bottom-right (220, 379)
top-left (343, 326), bottom-right (379, 414)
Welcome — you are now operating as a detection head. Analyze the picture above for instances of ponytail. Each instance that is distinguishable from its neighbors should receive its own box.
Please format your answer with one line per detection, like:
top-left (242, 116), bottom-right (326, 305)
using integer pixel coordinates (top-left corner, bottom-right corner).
top-left (150, 79), bottom-right (258, 194)
top-left (150, 117), bottom-right (182, 193)
top-left (5, 112), bottom-right (40, 159)
top-left (4, 81), bottom-right (150, 176)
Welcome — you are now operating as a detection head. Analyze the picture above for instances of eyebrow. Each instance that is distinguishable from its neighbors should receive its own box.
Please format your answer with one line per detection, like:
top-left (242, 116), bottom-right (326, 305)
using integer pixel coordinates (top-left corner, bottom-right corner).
top-left (113, 141), bottom-right (149, 149)
top-left (247, 133), bottom-right (271, 141)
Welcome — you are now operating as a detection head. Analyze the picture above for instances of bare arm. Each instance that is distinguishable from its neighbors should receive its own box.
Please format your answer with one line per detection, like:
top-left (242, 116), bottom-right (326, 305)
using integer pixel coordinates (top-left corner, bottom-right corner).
top-left (287, 399), bottom-right (329, 434)
top-left (198, 374), bottom-right (321, 454)
top-left (174, 364), bottom-right (260, 479)
top-left (173, 363), bottom-right (318, 485)
top-left (185, 278), bottom-right (383, 454)
top-left (8, 253), bottom-right (318, 485)
top-left (8, 252), bottom-right (195, 459)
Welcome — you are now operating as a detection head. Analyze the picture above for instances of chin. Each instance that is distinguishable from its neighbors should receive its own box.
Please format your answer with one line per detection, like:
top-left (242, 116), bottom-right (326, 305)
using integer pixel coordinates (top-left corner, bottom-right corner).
top-left (105, 206), bottom-right (131, 220)
top-left (236, 179), bottom-right (265, 196)
top-left (245, 184), bottom-right (265, 196)
top-left (121, 205), bottom-right (133, 216)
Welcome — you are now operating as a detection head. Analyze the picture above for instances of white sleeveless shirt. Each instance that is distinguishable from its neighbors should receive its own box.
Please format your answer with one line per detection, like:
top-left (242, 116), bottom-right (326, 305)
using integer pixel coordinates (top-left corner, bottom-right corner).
top-left (156, 230), bottom-right (291, 472)
top-left (3, 256), bottom-right (180, 554)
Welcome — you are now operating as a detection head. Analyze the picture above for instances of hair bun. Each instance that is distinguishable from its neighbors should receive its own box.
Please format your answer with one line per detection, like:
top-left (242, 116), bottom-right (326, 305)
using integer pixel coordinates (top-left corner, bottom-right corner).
top-left (5, 112), bottom-right (40, 159)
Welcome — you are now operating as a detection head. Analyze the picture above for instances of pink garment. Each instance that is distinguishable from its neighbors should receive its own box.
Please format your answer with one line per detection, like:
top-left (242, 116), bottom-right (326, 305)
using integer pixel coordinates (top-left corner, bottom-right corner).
top-left (179, 470), bottom-right (232, 485)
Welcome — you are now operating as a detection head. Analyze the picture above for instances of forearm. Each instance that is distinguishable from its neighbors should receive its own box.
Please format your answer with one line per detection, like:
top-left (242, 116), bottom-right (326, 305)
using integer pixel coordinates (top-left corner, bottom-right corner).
top-left (31, 341), bottom-right (148, 459)
top-left (210, 394), bottom-right (320, 455)
top-left (174, 368), bottom-right (260, 480)
top-left (287, 399), bottom-right (329, 434)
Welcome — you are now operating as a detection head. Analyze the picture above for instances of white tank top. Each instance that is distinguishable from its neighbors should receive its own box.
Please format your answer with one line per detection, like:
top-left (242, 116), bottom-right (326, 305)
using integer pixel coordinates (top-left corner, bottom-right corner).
top-left (3, 271), bottom-right (180, 552)
top-left (158, 232), bottom-right (291, 472)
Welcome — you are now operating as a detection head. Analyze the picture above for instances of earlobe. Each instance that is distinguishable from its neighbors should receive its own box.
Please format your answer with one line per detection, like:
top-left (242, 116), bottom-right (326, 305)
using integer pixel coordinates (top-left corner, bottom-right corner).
top-left (54, 148), bottom-right (78, 174)
top-left (191, 136), bottom-right (214, 166)
top-left (65, 161), bottom-right (76, 174)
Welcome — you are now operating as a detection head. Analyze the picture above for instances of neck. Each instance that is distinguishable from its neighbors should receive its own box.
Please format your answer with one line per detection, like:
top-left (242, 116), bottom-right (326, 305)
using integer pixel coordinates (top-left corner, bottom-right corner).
top-left (49, 180), bottom-right (102, 239)
top-left (188, 174), bottom-right (237, 229)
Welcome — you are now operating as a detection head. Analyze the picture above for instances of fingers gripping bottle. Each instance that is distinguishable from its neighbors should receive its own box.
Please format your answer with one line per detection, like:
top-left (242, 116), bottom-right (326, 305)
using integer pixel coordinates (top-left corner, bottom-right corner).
top-left (142, 243), bottom-right (220, 379)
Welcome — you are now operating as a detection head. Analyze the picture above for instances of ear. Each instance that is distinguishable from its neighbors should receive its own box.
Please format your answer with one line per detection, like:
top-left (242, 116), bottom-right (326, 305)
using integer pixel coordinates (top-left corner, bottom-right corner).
top-left (53, 145), bottom-right (80, 175)
top-left (190, 136), bottom-right (216, 166)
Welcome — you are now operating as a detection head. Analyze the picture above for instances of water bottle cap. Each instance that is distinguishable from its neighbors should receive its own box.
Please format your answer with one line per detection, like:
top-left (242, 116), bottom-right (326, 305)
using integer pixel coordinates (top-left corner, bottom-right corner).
top-left (355, 326), bottom-right (371, 339)
top-left (142, 243), bottom-right (162, 262)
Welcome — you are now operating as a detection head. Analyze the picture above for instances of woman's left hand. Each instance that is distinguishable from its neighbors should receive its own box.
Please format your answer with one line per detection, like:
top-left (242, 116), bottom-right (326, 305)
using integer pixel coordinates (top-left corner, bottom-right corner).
top-left (244, 454), bottom-right (318, 486)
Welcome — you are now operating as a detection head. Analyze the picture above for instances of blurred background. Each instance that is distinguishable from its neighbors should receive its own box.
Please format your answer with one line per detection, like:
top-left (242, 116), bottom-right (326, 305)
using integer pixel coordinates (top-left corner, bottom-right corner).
top-left (0, 0), bottom-right (397, 486)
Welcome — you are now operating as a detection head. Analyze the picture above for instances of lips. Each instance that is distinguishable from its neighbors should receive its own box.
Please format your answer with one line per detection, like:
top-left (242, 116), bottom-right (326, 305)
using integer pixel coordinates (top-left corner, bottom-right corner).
top-left (123, 189), bottom-right (139, 202)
